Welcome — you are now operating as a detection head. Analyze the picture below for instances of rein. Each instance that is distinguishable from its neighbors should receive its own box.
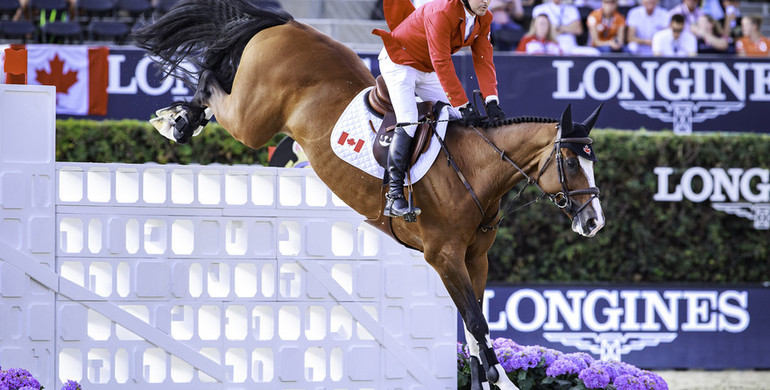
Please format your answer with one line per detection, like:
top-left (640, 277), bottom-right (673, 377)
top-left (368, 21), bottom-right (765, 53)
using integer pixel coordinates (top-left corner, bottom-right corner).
top-left (436, 120), bottom-right (600, 232)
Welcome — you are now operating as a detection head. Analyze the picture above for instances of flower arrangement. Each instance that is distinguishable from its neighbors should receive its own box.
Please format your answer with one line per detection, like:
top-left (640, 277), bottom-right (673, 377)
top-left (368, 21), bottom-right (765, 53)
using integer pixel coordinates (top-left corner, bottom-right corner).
top-left (0, 366), bottom-right (81, 390)
top-left (457, 338), bottom-right (668, 390)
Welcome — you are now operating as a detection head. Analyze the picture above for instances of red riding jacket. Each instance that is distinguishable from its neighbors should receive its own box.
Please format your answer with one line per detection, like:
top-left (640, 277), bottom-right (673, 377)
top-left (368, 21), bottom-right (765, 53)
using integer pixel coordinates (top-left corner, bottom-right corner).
top-left (372, 0), bottom-right (498, 108)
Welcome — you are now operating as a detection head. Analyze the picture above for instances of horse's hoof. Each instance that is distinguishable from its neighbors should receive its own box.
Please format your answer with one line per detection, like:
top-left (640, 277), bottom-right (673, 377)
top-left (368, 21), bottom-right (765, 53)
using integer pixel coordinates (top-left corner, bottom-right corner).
top-left (173, 127), bottom-right (193, 144)
top-left (486, 366), bottom-right (499, 383)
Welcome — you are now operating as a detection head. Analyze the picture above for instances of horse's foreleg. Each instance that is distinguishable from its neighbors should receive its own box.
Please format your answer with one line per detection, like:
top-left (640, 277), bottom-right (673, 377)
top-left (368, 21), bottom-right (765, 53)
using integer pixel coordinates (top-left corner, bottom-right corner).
top-left (150, 70), bottom-right (216, 144)
top-left (425, 244), bottom-right (519, 390)
top-left (463, 241), bottom-right (519, 390)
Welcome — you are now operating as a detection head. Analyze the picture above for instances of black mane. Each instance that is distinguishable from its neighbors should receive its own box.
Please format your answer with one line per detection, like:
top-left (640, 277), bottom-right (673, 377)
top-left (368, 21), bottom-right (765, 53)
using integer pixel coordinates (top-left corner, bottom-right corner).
top-left (483, 116), bottom-right (558, 128)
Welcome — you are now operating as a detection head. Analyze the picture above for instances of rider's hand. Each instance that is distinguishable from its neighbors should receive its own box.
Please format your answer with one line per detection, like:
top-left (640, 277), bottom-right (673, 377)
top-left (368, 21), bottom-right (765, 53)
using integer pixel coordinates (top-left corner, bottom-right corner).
top-left (485, 100), bottom-right (506, 125)
top-left (459, 105), bottom-right (482, 127)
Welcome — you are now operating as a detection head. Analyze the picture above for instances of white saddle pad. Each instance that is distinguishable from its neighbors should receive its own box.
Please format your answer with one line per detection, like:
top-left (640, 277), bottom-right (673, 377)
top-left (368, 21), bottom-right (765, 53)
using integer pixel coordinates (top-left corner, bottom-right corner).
top-left (330, 87), bottom-right (448, 183)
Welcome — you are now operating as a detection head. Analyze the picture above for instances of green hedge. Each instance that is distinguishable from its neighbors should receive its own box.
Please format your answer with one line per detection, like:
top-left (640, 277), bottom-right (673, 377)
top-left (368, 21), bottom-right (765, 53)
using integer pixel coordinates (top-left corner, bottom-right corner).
top-left (489, 130), bottom-right (770, 284)
top-left (56, 119), bottom-right (283, 165)
top-left (57, 120), bottom-right (770, 284)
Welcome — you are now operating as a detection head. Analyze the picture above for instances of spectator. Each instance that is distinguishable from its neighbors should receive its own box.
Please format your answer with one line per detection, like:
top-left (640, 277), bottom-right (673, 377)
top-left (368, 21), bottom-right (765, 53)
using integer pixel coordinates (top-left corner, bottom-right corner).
top-left (668, 0), bottom-right (703, 31)
top-left (701, 0), bottom-right (724, 21)
top-left (575, 0), bottom-right (602, 9)
top-left (691, 14), bottom-right (729, 53)
top-left (533, 0), bottom-right (599, 54)
top-left (721, 0), bottom-right (741, 39)
top-left (652, 13), bottom-right (697, 56)
top-left (586, 0), bottom-right (626, 52)
top-left (489, 0), bottom-right (525, 50)
top-left (12, 0), bottom-right (27, 21)
top-left (516, 13), bottom-right (563, 54)
top-left (17, 0), bottom-right (77, 24)
top-left (626, 0), bottom-right (670, 56)
top-left (736, 14), bottom-right (770, 57)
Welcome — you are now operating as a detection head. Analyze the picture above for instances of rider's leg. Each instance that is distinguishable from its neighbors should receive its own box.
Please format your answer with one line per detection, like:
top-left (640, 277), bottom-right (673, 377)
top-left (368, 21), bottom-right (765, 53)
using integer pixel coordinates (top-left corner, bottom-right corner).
top-left (378, 50), bottom-right (420, 217)
top-left (415, 71), bottom-right (460, 118)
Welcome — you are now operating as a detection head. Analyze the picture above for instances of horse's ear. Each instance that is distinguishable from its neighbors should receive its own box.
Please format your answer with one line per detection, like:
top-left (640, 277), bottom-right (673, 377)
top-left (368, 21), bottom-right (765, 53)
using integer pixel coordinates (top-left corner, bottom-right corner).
top-left (582, 103), bottom-right (604, 132)
top-left (560, 104), bottom-right (574, 135)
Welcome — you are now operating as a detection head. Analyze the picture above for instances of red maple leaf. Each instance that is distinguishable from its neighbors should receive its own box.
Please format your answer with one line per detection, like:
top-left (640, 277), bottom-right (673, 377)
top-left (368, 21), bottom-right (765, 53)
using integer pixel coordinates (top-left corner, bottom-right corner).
top-left (36, 54), bottom-right (78, 94)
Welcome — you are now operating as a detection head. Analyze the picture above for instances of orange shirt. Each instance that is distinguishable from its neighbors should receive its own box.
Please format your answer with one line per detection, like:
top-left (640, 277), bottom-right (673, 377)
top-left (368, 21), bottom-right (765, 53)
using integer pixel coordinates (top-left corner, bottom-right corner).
top-left (587, 9), bottom-right (625, 43)
top-left (736, 36), bottom-right (770, 57)
top-left (516, 35), bottom-right (562, 55)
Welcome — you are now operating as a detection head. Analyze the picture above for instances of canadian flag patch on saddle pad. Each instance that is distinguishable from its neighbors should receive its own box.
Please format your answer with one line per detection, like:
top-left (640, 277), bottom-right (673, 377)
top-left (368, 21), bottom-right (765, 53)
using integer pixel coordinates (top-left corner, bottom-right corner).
top-left (330, 87), bottom-right (448, 183)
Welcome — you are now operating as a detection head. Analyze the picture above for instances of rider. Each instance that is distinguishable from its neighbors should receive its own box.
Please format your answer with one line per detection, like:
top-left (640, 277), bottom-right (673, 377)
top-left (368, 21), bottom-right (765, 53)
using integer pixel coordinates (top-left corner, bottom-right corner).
top-left (373, 0), bottom-right (507, 218)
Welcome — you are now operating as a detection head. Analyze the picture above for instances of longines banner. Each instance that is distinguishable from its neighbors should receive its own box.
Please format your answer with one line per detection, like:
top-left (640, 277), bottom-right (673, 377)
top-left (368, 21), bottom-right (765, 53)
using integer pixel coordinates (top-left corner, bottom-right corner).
top-left (463, 285), bottom-right (769, 369)
top-left (465, 53), bottom-right (770, 134)
top-left (42, 47), bottom-right (769, 135)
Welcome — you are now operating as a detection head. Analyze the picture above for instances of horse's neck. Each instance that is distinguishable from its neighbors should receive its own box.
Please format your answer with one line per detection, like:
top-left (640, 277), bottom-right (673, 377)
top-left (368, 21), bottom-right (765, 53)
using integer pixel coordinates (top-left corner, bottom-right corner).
top-left (480, 122), bottom-right (557, 200)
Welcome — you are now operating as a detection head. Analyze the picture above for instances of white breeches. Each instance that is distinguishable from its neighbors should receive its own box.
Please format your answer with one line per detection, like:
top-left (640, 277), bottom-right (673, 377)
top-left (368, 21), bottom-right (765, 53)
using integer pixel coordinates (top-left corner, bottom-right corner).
top-left (378, 48), bottom-right (457, 137)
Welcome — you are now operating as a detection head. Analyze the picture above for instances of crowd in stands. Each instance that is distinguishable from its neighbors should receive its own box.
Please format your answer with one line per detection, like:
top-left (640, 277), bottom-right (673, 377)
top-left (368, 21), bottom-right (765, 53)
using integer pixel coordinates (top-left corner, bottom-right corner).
top-left (486, 0), bottom-right (769, 57)
top-left (2, 0), bottom-right (769, 58)
top-left (0, 0), bottom-right (282, 44)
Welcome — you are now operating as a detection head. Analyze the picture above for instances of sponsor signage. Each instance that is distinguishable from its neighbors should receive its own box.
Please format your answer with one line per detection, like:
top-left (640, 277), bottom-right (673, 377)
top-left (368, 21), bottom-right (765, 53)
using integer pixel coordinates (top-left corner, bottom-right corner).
top-left (33, 47), bottom-right (770, 135)
top-left (655, 166), bottom-right (770, 230)
top-left (463, 285), bottom-right (769, 369)
top-left (463, 54), bottom-right (769, 134)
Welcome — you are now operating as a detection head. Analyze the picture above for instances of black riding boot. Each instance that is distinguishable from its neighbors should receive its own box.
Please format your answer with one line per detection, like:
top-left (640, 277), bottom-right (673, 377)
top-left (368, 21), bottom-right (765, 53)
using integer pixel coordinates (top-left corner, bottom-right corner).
top-left (384, 127), bottom-right (419, 217)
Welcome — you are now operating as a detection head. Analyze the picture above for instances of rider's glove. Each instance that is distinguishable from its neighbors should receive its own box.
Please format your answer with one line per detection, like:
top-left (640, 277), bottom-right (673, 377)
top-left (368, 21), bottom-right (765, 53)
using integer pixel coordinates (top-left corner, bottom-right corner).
top-left (485, 100), bottom-right (506, 126)
top-left (459, 104), bottom-right (482, 127)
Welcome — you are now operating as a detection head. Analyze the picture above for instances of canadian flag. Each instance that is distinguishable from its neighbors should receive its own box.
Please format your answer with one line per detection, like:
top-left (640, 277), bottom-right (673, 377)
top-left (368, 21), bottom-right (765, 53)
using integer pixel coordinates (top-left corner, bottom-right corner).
top-left (337, 131), bottom-right (365, 153)
top-left (23, 44), bottom-right (109, 116)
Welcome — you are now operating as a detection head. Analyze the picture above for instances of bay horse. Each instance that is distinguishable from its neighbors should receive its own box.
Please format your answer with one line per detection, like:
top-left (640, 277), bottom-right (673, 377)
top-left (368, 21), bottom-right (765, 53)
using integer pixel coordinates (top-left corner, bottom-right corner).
top-left (133, 0), bottom-right (605, 388)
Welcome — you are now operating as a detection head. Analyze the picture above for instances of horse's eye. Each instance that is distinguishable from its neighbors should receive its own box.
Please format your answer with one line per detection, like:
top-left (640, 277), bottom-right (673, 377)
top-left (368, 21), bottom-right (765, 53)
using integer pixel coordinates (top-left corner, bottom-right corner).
top-left (567, 159), bottom-right (578, 169)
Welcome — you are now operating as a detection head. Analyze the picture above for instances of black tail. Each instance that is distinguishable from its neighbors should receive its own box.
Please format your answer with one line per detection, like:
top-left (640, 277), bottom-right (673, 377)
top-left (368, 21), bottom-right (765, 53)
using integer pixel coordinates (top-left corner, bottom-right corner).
top-left (132, 0), bottom-right (292, 93)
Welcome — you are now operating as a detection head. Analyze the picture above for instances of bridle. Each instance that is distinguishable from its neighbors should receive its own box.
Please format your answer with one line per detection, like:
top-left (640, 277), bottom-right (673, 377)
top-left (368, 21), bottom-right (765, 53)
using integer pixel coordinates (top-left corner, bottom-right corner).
top-left (436, 123), bottom-right (600, 232)
top-left (541, 130), bottom-right (601, 217)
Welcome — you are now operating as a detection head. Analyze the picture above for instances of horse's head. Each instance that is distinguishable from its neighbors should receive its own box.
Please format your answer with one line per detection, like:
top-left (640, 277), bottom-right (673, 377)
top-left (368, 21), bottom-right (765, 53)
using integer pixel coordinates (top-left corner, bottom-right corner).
top-left (536, 104), bottom-right (605, 237)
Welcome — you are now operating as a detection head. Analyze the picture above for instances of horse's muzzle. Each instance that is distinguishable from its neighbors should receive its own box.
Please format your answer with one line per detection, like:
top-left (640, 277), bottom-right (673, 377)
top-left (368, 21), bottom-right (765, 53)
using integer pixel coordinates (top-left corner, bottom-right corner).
top-left (571, 199), bottom-right (605, 237)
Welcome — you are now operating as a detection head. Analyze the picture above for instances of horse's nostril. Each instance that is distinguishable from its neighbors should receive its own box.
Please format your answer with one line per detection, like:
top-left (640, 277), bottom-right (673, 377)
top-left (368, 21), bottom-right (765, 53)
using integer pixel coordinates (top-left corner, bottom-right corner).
top-left (586, 218), bottom-right (597, 231)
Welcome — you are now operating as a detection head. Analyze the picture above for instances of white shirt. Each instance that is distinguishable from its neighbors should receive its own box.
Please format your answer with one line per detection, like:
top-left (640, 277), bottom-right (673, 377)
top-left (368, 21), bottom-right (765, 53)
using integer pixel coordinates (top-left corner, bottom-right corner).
top-left (533, 2), bottom-right (581, 51)
top-left (651, 28), bottom-right (697, 57)
top-left (464, 8), bottom-right (476, 40)
top-left (626, 5), bottom-right (670, 55)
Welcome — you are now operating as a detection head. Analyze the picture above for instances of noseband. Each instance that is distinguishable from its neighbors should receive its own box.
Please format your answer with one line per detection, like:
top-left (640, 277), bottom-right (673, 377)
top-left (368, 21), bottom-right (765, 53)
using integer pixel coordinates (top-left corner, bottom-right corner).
top-left (541, 133), bottom-right (601, 217)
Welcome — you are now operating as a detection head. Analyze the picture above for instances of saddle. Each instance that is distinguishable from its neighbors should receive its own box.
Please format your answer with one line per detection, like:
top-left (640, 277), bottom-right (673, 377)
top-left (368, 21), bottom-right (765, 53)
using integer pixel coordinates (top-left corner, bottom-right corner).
top-left (367, 75), bottom-right (435, 168)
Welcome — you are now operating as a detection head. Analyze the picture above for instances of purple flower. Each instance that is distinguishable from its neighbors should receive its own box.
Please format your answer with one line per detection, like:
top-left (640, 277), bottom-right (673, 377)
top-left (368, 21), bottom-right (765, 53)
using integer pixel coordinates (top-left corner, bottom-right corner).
top-left (539, 347), bottom-right (563, 367)
top-left (559, 353), bottom-right (591, 371)
top-left (0, 368), bottom-right (41, 390)
top-left (492, 337), bottom-right (523, 352)
top-left (639, 371), bottom-right (668, 390)
top-left (579, 365), bottom-right (611, 389)
top-left (545, 357), bottom-right (581, 377)
top-left (60, 380), bottom-right (82, 390)
top-left (510, 347), bottom-right (541, 370)
top-left (457, 343), bottom-right (470, 370)
top-left (496, 346), bottom-right (515, 372)
top-left (614, 374), bottom-right (646, 390)
top-left (590, 360), bottom-right (622, 381)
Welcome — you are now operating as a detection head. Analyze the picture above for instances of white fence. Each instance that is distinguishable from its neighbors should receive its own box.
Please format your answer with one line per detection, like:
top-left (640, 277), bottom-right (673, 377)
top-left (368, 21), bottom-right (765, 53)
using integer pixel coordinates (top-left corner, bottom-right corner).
top-left (0, 84), bottom-right (456, 389)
